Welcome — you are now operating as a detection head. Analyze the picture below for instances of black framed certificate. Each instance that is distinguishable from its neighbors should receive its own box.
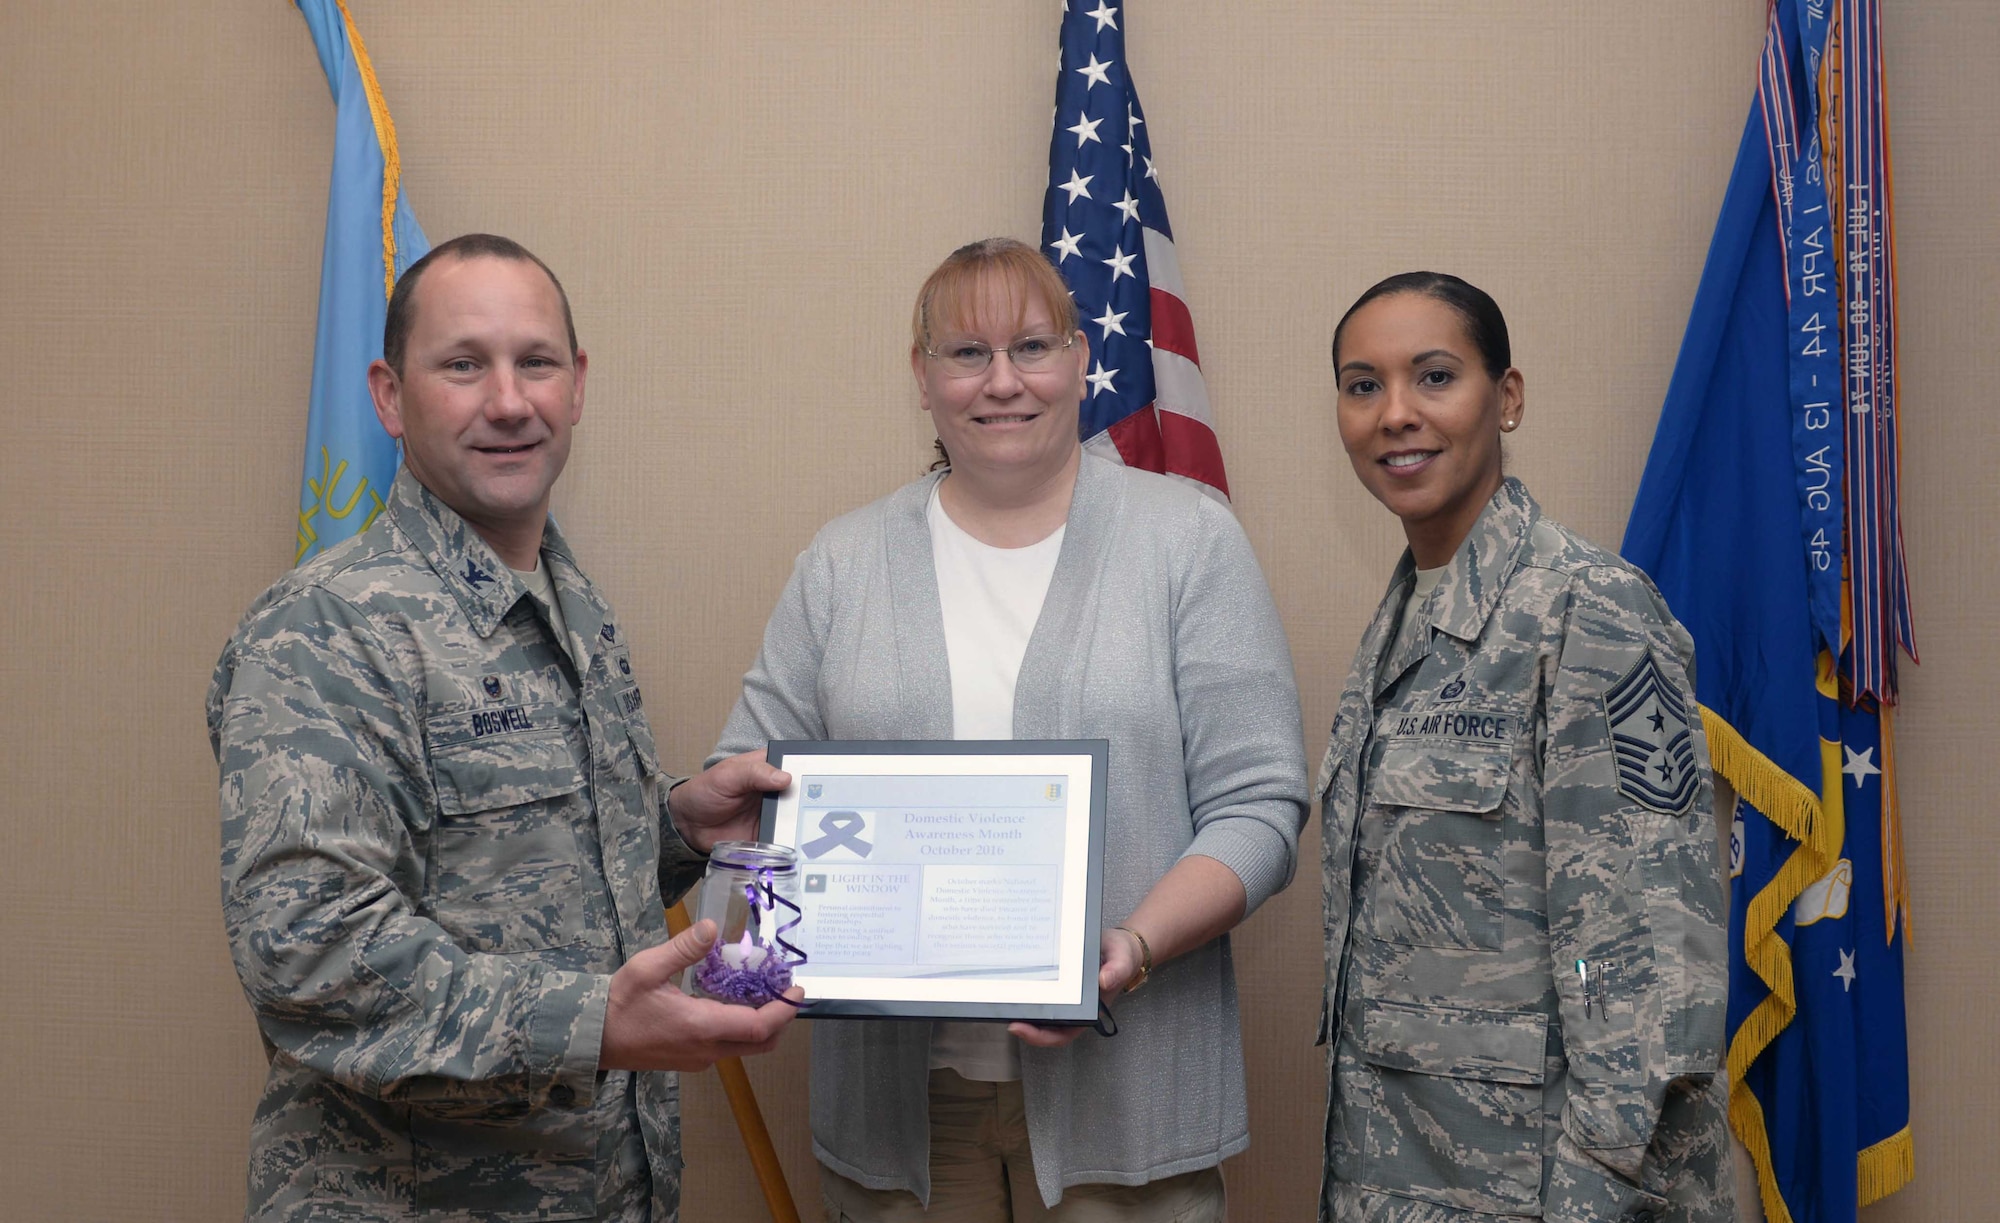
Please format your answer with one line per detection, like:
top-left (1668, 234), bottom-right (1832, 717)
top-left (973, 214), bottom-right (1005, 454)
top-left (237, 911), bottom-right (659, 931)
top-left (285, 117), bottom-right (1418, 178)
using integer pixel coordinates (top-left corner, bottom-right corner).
top-left (759, 740), bottom-right (1108, 1022)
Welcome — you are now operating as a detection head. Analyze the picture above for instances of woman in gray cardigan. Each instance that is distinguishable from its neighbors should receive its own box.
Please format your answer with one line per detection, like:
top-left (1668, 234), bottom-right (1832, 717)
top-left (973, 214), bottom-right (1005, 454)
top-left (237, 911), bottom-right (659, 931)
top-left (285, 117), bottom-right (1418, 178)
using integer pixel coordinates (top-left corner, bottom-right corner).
top-left (709, 238), bottom-right (1308, 1221)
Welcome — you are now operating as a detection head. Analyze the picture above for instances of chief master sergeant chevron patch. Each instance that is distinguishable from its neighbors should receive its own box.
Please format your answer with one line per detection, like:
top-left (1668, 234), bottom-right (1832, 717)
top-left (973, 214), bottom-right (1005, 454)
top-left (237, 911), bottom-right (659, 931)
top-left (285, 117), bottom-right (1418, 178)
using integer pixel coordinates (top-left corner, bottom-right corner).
top-left (1604, 649), bottom-right (1699, 815)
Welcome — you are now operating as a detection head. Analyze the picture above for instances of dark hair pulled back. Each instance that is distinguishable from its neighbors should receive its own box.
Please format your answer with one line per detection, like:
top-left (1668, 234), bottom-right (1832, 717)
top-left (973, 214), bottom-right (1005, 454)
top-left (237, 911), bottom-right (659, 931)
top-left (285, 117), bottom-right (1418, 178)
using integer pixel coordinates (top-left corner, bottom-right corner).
top-left (1330, 271), bottom-right (1511, 380)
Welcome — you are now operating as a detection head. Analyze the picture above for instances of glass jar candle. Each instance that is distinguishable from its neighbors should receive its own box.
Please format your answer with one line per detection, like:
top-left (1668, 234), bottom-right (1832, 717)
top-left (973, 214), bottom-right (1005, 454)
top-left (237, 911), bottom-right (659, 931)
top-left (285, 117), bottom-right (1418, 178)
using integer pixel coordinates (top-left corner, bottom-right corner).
top-left (688, 841), bottom-right (805, 1007)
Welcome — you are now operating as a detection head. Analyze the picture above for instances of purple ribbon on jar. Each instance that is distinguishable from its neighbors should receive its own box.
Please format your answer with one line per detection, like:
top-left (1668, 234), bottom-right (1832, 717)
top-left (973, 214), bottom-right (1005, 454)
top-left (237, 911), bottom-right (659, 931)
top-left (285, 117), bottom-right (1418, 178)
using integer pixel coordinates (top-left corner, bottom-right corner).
top-left (692, 864), bottom-right (809, 1008)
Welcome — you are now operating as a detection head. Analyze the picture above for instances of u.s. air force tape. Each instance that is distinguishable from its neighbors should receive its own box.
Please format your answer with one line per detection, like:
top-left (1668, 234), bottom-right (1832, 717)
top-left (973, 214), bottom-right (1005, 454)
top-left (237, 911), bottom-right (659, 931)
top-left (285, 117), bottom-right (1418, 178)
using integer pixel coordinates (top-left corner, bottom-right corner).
top-left (1382, 707), bottom-right (1515, 745)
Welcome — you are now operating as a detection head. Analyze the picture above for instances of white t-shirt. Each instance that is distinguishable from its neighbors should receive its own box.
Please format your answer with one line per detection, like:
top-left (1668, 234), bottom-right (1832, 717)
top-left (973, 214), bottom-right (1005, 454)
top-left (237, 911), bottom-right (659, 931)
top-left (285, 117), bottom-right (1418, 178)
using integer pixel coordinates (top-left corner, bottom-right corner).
top-left (924, 484), bottom-right (1065, 1082)
top-left (1392, 563), bottom-right (1456, 667)
top-left (1394, 564), bottom-right (1447, 659)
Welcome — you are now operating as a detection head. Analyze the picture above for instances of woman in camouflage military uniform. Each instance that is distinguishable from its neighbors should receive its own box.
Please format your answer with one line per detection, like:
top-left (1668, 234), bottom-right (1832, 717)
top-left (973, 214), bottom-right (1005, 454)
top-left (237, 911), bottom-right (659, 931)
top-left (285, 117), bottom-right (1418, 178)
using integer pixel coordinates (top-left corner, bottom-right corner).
top-left (1318, 273), bottom-right (1734, 1223)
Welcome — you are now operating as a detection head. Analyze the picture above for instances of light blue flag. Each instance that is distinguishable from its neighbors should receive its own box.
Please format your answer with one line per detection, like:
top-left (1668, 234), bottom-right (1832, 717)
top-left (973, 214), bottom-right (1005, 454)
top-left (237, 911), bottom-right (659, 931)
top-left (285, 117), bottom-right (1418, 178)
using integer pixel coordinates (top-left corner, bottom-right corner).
top-left (292, 0), bottom-right (428, 564)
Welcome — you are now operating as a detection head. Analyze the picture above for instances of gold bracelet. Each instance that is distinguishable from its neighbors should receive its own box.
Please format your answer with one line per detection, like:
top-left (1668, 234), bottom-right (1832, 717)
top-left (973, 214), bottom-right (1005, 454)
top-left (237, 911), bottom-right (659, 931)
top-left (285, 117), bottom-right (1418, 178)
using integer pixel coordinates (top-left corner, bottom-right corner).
top-left (1114, 924), bottom-right (1153, 993)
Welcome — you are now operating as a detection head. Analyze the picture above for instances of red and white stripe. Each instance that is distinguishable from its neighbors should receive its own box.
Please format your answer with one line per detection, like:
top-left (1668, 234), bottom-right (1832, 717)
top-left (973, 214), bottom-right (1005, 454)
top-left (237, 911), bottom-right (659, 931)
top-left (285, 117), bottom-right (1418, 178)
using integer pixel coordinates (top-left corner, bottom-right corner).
top-left (1082, 226), bottom-right (1231, 503)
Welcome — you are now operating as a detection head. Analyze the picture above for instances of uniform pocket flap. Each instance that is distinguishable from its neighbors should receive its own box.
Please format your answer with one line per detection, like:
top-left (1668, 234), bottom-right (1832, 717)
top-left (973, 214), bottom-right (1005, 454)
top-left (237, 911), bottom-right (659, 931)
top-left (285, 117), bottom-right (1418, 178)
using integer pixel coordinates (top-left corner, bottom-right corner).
top-left (1358, 998), bottom-right (1548, 1085)
top-left (1315, 698), bottom-right (1366, 800)
top-left (1313, 741), bottom-right (1342, 800)
top-left (431, 732), bottom-right (586, 815)
top-left (624, 715), bottom-right (662, 776)
top-left (1369, 740), bottom-right (1510, 814)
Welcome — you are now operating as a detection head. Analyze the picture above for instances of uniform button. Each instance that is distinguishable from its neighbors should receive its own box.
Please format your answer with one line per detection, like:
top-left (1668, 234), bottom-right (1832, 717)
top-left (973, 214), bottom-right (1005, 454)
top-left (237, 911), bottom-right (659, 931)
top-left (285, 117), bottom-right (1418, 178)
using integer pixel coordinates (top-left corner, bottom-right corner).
top-left (549, 1083), bottom-right (576, 1108)
top-left (1629, 1212), bottom-right (1655, 1223)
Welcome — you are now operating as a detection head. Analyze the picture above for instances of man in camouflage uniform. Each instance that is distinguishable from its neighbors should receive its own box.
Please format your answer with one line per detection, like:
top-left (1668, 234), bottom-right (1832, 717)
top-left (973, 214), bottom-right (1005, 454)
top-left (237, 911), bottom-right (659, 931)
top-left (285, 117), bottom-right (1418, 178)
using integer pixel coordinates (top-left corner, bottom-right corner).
top-left (1317, 478), bottom-right (1733, 1223)
top-left (209, 234), bottom-right (797, 1222)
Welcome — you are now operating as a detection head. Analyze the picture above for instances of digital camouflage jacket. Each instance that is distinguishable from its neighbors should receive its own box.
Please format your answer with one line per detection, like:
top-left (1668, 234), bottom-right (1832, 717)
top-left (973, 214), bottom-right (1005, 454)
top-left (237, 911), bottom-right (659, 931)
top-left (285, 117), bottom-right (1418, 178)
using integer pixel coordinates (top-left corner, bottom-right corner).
top-left (1318, 479), bottom-right (1732, 1223)
top-left (210, 469), bottom-right (703, 1221)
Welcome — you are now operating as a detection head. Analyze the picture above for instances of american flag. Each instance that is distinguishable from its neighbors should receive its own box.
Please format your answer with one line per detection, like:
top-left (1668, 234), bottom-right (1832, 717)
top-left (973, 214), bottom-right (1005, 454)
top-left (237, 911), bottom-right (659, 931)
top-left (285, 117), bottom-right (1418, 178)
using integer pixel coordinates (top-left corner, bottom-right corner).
top-left (1041, 1), bottom-right (1228, 501)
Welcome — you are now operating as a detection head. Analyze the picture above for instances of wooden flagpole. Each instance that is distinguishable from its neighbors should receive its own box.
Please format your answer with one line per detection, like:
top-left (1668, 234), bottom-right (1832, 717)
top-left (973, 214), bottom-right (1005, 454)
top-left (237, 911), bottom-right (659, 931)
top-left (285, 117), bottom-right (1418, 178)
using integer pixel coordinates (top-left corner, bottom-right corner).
top-left (665, 900), bottom-right (802, 1223)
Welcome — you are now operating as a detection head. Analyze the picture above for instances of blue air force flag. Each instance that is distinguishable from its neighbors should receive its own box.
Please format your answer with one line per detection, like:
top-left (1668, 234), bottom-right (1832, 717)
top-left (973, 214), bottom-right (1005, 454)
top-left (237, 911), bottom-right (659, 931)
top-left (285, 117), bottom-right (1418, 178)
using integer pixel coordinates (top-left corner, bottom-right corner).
top-left (1623, 3), bottom-right (1913, 1219)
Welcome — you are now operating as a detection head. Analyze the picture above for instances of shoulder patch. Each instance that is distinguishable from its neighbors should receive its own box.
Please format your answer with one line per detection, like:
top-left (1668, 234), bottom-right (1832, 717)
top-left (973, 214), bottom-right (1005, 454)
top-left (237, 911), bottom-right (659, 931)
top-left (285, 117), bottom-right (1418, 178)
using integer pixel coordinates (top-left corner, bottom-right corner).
top-left (1603, 650), bottom-right (1698, 815)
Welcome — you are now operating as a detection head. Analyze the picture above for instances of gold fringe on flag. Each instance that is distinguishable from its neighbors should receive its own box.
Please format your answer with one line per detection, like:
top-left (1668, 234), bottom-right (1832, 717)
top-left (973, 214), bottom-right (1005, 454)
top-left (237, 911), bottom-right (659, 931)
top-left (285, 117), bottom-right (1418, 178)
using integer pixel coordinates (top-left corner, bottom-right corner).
top-left (329, 0), bottom-right (406, 301)
top-left (1701, 657), bottom-right (1847, 1223)
top-left (1858, 1125), bottom-right (1916, 1206)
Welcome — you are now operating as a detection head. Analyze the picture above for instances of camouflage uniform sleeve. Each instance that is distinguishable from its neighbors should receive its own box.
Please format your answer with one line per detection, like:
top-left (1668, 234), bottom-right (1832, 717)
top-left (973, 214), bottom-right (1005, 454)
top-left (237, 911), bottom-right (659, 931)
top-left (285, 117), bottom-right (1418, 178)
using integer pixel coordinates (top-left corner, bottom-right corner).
top-left (209, 591), bottom-right (610, 1109)
top-left (1174, 495), bottom-right (1310, 914)
top-left (659, 778), bottom-right (707, 907)
top-left (1538, 563), bottom-right (1727, 1215)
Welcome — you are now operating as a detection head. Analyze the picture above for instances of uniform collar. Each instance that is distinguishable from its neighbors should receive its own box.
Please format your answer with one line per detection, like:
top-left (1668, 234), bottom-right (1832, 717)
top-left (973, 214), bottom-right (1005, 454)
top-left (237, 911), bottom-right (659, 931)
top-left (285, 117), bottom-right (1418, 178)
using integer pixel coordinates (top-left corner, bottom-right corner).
top-left (1420, 477), bottom-right (1539, 644)
top-left (539, 517), bottom-right (617, 668)
top-left (1369, 479), bottom-right (1536, 696)
top-left (386, 467), bottom-right (535, 639)
top-left (1365, 561), bottom-right (1420, 699)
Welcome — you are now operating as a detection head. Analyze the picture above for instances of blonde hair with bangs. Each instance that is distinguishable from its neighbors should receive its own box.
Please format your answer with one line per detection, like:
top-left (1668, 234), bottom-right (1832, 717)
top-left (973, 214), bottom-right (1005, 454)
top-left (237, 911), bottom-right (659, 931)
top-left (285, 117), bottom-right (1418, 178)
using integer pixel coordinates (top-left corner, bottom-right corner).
top-left (911, 237), bottom-right (1079, 352)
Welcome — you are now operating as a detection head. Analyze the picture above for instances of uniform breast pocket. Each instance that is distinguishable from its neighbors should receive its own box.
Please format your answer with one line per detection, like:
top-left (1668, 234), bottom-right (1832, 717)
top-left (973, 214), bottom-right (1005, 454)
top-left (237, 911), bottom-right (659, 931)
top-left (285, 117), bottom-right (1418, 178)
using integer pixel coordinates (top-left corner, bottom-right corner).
top-left (617, 705), bottom-right (664, 784)
top-left (428, 732), bottom-right (590, 954)
top-left (1355, 998), bottom-right (1548, 1214)
top-left (1364, 740), bottom-right (1512, 951)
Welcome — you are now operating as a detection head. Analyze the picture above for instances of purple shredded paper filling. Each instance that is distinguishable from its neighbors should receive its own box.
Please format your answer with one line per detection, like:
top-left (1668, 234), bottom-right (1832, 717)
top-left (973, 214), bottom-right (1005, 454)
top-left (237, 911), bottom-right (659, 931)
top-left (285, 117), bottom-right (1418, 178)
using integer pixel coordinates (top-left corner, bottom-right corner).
top-left (692, 943), bottom-right (795, 1007)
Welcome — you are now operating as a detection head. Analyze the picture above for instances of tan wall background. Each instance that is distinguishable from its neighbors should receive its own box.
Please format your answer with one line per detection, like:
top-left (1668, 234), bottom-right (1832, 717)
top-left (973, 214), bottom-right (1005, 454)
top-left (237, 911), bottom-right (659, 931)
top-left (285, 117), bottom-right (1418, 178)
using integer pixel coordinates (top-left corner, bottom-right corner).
top-left (3, 1), bottom-right (1993, 1218)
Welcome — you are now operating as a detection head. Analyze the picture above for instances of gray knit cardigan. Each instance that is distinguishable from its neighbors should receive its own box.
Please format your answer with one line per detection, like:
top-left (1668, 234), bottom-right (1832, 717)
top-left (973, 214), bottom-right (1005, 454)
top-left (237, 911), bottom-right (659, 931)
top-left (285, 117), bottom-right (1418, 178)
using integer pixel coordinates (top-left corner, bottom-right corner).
top-left (709, 452), bottom-right (1309, 1208)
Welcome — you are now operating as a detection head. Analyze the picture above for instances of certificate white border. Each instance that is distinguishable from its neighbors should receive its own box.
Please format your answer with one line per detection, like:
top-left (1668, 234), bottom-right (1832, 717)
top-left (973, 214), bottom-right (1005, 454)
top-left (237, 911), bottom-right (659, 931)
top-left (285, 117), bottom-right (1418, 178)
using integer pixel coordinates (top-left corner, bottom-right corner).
top-left (763, 745), bottom-right (1102, 1015)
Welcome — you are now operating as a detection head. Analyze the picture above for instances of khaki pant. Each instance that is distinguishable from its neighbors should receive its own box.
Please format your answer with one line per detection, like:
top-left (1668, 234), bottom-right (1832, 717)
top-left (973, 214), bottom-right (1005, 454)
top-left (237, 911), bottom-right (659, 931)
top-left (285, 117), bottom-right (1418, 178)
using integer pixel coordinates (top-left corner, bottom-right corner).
top-left (821, 1069), bottom-right (1226, 1223)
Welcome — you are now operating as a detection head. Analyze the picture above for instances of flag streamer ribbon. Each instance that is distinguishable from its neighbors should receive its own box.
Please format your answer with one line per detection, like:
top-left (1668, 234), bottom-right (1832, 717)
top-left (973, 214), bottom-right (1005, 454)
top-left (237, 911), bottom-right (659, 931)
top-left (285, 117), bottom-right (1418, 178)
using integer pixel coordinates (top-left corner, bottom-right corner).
top-left (1823, 0), bottom-right (1915, 702)
top-left (1759, 0), bottom-right (1844, 660)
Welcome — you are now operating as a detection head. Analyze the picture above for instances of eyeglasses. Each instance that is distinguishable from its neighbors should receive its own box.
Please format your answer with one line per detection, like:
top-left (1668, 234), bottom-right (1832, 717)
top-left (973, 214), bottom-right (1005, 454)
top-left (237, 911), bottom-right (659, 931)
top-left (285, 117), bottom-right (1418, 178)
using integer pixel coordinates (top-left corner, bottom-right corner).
top-left (922, 334), bottom-right (1075, 378)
